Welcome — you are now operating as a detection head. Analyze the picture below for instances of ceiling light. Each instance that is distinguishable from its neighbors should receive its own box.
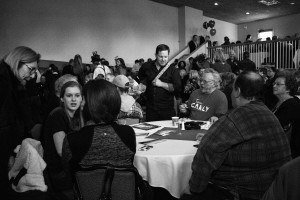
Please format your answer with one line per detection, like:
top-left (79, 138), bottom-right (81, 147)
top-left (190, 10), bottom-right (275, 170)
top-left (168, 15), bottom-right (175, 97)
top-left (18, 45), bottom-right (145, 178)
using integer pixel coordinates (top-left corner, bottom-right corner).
top-left (258, 0), bottom-right (280, 6)
top-left (246, 12), bottom-right (250, 15)
top-left (214, 2), bottom-right (219, 6)
top-left (290, 2), bottom-right (295, 5)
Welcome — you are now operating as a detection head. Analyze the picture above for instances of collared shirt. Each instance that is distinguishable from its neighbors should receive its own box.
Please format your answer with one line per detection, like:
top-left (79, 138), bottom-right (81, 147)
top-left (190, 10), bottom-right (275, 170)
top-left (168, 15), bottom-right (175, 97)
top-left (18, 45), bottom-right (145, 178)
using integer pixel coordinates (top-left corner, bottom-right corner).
top-left (189, 101), bottom-right (291, 199)
top-left (138, 60), bottom-right (181, 109)
top-left (93, 64), bottom-right (112, 79)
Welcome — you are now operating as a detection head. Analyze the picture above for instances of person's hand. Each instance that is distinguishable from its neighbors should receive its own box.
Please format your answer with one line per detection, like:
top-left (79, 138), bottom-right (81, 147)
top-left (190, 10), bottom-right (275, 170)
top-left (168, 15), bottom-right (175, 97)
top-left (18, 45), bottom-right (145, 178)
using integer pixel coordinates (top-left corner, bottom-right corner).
top-left (137, 83), bottom-right (146, 94)
top-left (179, 103), bottom-right (188, 113)
top-left (30, 123), bottom-right (43, 140)
top-left (209, 116), bottom-right (219, 124)
top-left (183, 185), bottom-right (192, 195)
top-left (152, 79), bottom-right (163, 87)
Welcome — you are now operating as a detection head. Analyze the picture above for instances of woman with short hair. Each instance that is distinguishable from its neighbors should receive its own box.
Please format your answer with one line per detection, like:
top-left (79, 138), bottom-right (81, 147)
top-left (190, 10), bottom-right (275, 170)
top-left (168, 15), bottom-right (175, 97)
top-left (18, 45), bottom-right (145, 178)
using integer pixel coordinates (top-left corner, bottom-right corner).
top-left (272, 70), bottom-right (300, 158)
top-left (62, 79), bottom-right (136, 173)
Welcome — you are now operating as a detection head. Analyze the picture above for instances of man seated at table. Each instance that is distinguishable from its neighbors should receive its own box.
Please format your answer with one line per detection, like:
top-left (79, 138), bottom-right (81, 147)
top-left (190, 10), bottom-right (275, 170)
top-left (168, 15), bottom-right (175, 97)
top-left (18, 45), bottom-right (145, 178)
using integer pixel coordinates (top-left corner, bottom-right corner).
top-left (182, 71), bottom-right (291, 200)
top-left (179, 68), bottom-right (228, 122)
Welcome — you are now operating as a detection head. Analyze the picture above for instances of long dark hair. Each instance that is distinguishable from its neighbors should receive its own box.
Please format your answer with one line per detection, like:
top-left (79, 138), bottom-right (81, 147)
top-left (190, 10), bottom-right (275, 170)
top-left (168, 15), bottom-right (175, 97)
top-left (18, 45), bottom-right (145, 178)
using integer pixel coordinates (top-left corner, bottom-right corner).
top-left (60, 81), bottom-right (83, 130)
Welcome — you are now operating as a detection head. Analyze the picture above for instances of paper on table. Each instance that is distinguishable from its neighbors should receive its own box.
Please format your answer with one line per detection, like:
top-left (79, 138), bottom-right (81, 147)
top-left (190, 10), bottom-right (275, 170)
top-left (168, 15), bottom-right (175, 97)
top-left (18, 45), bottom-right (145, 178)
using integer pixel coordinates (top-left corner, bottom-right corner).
top-left (131, 122), bottom-right (161, 130)
top-left (147, 127), bottom-right (207, 141)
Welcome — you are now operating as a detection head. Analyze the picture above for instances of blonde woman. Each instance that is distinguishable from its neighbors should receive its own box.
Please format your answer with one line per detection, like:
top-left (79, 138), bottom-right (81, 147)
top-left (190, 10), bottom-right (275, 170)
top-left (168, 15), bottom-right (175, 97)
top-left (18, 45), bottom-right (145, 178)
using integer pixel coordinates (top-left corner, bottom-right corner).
top-left (211, 49), bottom-right (232, 73)
top-left (0, 46), bottom-right (40, 195)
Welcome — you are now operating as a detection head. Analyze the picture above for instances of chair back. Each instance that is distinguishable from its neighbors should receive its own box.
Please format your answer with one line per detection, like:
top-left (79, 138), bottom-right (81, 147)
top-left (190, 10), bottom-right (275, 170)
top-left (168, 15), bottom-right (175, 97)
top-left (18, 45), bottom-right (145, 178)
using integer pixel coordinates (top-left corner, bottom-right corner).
top-left (75, 166), bottom-right (136, 200)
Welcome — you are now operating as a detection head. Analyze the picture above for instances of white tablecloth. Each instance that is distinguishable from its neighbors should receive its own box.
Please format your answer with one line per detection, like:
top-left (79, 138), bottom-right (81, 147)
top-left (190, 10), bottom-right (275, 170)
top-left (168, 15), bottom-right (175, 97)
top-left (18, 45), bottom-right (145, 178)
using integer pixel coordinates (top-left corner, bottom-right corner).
top-left (133, 120), bottom-right (200, 198)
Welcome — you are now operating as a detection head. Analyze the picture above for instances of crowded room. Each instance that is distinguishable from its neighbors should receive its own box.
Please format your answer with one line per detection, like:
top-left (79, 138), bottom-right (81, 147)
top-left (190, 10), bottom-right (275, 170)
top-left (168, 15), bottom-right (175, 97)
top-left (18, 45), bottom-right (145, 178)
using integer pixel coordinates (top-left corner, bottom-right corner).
top-left (1, 0), bottom-right (300, 200)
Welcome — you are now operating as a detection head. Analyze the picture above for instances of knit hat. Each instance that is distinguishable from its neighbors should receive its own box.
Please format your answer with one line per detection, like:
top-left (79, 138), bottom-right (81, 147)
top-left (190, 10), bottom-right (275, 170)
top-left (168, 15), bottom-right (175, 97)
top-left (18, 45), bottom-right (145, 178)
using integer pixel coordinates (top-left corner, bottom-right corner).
top-left (112, 75), bottom-right (130, 88)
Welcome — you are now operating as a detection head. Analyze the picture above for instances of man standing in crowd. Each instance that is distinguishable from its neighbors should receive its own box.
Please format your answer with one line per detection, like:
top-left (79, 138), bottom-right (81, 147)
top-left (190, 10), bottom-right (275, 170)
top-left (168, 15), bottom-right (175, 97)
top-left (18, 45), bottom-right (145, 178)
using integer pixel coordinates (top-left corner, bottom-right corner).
top-left (138, 44), bottom-right (181, 121)
top-left (238, 51), bottom-right (256, 73)
top-left (91, 51), bottom-right (111, 80)
top-left (188, 35), bottom-right (199, 53)
top-left (182, 71), bottom-right (291, 200)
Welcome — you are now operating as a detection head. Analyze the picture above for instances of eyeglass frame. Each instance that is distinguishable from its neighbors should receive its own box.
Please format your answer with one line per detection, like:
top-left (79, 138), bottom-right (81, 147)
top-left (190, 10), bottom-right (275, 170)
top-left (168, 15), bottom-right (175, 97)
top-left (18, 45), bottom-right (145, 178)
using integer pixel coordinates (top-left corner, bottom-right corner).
top-left (272, 82), bottom-right (285, 86)
top-left (24, 63), bottom-right (38, 74)
top-left (200, 79), bottom-right (214, 85)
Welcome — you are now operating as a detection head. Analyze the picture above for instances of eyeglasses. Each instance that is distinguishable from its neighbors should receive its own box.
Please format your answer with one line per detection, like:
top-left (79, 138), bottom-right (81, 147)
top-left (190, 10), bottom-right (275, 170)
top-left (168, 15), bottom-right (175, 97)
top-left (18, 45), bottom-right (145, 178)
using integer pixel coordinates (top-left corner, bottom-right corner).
top-left (273, 82), bottom-right (285, 86)
top-left (200, 80), bottom-right (214, 84)
top-left (24, 63), bottom-right (38, 74)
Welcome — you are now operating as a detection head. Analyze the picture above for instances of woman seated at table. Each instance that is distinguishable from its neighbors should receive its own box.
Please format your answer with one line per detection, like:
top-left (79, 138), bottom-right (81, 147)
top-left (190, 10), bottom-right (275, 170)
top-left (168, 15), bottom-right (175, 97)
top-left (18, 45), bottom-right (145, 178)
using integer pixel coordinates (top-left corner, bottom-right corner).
top-left (112, 75), bottom-right (143, 123)
top-left (272, 70), bottom-right (300, 158)
top-left (43, 81), bottom-right (83, 199)
top-left (179, 68), bottom-right (228, 122)
top-left (62, 79), bottom-right (136, 172)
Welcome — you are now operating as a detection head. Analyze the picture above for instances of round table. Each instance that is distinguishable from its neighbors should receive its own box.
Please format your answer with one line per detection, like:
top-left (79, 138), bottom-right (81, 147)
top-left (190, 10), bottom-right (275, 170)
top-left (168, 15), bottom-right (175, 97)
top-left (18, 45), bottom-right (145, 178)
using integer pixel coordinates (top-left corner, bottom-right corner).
top-left (133, 120), bottom-right (202, 198)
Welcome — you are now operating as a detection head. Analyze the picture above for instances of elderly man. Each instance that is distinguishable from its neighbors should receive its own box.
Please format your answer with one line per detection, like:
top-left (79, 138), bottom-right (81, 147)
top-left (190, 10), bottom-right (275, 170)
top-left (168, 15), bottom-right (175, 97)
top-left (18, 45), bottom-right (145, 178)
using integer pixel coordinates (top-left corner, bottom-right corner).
top-left (179, 68), bottom-right (228, 122)
top-left (138, 44), bottom-right (181, 121)
top-left (182, 71), bottom-right (291, 200)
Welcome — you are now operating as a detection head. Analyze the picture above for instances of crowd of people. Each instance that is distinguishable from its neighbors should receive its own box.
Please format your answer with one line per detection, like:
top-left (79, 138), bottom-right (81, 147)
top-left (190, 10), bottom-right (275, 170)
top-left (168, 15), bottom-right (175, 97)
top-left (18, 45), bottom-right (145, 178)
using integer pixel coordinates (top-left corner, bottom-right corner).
top-left (1, 44), bottom-right (300, 200)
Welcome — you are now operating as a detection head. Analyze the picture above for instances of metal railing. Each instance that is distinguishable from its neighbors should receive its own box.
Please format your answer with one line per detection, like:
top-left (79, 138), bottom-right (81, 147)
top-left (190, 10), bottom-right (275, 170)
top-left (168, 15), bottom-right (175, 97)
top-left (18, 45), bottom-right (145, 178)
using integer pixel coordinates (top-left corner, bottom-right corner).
top-left (207, 38), bottom-right (300, 69)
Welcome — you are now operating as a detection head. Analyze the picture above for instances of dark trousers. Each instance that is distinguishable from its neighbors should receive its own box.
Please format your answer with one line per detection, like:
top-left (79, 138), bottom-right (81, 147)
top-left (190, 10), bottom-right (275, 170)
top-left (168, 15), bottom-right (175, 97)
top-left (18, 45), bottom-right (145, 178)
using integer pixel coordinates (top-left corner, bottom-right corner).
top-left (180, 183), bottom-right (234, 200)
top-left (146, 107), bottom-right (176, 122)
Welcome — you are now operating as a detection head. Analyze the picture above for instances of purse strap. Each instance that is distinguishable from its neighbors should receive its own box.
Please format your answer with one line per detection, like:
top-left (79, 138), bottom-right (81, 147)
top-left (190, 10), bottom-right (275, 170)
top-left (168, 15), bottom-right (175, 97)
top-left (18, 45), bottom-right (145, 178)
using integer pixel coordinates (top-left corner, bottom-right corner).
top-left (98, 168), bottom-right (114, 200)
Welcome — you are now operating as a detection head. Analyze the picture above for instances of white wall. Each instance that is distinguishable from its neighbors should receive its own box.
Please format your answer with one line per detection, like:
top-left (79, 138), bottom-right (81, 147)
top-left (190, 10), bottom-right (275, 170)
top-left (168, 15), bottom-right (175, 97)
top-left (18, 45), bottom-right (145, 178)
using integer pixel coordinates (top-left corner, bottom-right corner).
top-left (238, 13), bottom-right (300, 42)
top-left (0, 0), bottom-right (179, 66)
top-left (184, 7), bottom-right (204, 42)
top-left (179, 6), bottom-right (238, 46)
top-left (202, 16), bottom-right (238, 45)
top-left (177, 6), bottom-right (237, 49)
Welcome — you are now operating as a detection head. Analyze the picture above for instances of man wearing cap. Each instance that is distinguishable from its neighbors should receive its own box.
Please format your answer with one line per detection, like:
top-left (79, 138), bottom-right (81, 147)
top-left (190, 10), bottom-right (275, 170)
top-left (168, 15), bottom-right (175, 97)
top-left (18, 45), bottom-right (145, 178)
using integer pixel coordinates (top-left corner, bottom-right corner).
top-left (112, 75), bottom-right (143, 122)
top-left (138, 44), bottom-right (182, 121)
top-left (91, 51), bottom-right (111, 80)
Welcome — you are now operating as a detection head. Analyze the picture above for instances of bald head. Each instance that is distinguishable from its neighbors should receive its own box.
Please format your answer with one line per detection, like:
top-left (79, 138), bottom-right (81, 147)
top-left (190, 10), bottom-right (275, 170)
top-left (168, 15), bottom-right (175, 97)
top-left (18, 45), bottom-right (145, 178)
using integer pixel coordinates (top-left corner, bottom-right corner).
top-left (234, 71), bottom-right (264, 101)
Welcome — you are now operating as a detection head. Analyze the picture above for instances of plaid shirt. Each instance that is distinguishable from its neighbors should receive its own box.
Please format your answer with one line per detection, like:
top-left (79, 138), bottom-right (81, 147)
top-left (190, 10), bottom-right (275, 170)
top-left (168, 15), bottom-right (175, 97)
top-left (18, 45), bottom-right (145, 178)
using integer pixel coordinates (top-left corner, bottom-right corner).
top-left (189, 101), bottom-right (291, 199)
top-left (118, 102), bottom-right (143, 120)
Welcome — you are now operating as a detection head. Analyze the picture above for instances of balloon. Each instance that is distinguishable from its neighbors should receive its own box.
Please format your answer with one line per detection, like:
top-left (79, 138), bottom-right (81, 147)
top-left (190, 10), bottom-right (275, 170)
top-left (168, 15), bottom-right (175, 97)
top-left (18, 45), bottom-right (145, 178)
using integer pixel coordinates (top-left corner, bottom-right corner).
top-left (210, 28), bottom-right (216, 36)
top-left (207, 27), bottom-right (211, 33)
top-left (209, 20), bottom-right (215, 28)
top-left (203, 22), bottom-right (208, 29)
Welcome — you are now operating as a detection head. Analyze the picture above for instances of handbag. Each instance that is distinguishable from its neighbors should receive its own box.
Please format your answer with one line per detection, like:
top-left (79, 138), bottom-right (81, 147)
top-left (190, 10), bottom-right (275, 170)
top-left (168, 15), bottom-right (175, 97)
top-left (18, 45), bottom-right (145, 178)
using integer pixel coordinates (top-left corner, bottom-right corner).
top-left (99, 168), bottom-right (114, 200)
top-left (135, 173), bottom-right (154, 200)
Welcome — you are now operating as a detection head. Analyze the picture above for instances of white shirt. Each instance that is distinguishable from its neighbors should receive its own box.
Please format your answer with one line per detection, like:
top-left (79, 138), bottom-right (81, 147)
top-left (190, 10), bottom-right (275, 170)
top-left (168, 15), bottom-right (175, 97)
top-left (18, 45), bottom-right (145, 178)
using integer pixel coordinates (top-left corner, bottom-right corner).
top-left (93, 64), bottom-right (112, 79)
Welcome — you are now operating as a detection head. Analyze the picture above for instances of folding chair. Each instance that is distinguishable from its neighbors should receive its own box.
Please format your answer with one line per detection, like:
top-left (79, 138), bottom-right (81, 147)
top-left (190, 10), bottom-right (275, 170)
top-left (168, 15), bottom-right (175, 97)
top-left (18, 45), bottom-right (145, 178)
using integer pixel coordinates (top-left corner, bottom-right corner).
top-left (75, 165), bottom-right (137, 200)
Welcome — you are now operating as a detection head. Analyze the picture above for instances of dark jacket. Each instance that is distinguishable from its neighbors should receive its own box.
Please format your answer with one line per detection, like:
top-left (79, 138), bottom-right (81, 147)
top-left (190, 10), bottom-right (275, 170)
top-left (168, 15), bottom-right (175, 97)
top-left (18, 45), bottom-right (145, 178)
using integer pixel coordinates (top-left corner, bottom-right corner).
top-left (138, 61), bottom-right (182, 110)
top-left (238, 58), bottom-right (256, 72)
top-left (188, 40), bottom-right (197, 53)
top-left (0, 61), bottom-right (26, 194)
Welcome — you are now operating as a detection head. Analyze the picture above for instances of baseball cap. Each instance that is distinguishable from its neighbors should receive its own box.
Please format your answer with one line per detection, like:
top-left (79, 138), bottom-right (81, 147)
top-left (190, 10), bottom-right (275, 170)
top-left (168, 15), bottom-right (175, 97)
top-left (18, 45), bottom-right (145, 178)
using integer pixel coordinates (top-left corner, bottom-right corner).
top-left (112, 75), bottom-right (130, 88)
